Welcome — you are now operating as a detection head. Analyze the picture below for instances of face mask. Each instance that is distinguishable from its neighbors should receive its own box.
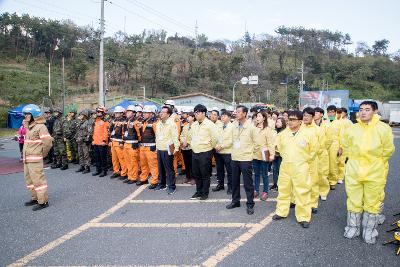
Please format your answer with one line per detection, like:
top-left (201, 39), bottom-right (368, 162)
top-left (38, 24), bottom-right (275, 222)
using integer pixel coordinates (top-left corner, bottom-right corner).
top-left (329, 115), bottom-right (335, 121)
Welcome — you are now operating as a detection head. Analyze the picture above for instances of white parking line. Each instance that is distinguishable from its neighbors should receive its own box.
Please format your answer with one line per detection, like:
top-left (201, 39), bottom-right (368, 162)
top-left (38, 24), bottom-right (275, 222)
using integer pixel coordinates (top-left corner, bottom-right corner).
top-left (88, 222), bottom-right (258, 228)
top-left (7, 185), bottom-right (148, 267)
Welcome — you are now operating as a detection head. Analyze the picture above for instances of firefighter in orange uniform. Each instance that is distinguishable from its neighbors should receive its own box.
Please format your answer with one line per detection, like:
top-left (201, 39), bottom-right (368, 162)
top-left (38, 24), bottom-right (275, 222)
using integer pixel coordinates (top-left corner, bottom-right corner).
top-left (92, 106), bottom-right (110, 177)
top-left (122, 105), bottom-right (141, 184)
top-left (109, 106), bottom-right (128, 180)
top-left (138, 105), bottom-right (159, 188)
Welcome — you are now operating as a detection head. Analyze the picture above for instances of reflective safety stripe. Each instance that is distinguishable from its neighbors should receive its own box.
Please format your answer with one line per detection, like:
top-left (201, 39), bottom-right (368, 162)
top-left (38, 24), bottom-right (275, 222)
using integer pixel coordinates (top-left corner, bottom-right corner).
top-left (40, 134), bottom-right (51, 138)
top-left (35, 184), bottom-right (48, 191)
top-left (112, 138), bottom-right (123, 142)
top-left (26, 184), bottom-right (34, 189)
top-left (25, 139), bottom-right (42, 144)
top-left (124, 140), bottom-right (139, 144)
top-left (25, 156), bottom-right (43, 160)
top-left (140, 143), bottom-right (156, 147)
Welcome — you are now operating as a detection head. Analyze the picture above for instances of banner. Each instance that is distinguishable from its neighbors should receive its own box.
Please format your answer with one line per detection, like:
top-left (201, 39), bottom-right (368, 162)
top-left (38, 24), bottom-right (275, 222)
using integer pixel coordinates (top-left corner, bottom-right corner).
top-left (300, 90), bottom-right (349, 111)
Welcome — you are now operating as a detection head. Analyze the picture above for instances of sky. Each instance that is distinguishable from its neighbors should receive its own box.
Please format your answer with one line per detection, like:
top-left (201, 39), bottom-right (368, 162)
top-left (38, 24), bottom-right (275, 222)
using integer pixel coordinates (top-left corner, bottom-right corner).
top-left (1, 0), bottom-right (399, 53)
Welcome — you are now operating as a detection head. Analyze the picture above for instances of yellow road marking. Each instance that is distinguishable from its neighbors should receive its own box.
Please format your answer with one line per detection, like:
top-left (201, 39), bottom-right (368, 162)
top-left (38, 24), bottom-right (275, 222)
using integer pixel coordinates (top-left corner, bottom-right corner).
top-left (89, 222), bottom-right (257, 228)
top-left (202, 213), bottom-right (274, 267)
top-left (7, 185), bottom-right (147, 267)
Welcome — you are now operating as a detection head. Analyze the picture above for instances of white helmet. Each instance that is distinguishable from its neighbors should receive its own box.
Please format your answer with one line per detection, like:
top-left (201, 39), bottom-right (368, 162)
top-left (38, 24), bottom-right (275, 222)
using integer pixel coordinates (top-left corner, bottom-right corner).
top-left (182, 107), bottom-right (193, 113)
top-left (164, 100), bottom-right (175, 106)
top-left (143, 105), bottom-right (155, 113)
top-left (135, 106), bottom-right (143, 112)
top-left (114, 106), bottom-right (125, 113)
top-left (126, 105), bottom-right (136, 112)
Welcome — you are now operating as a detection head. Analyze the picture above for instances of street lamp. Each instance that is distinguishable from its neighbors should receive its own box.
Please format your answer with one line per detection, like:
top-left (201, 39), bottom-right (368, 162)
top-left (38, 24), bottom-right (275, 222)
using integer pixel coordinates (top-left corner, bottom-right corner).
top-left (232, 77), bottom-right (249, 108)
top-left (280, 77), bottom-right (288, 109)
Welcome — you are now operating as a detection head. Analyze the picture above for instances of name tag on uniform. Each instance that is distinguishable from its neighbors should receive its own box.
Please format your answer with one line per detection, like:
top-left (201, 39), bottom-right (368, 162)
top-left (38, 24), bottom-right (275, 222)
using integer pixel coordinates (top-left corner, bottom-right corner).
top-left (124, 131), bottom-right (128, 137)
top-left (233, 140), bottom-right (241, 149)
top-left (298, 140), bottom-right (307, 147)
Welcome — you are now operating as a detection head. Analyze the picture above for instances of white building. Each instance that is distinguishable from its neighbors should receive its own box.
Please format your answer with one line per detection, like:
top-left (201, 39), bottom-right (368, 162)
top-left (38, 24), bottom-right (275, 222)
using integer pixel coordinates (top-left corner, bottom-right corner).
top-left (169, 93), bottom-right (232, 110)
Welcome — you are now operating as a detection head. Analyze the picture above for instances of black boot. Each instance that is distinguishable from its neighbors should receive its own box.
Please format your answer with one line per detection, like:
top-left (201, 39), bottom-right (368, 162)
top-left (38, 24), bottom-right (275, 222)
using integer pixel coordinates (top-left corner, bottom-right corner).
top-left (24, 199), bottom-right (38, 206)
top-left (51, 163), bottom-right (61, 169)
top-left (60, 164), bottom-right (68, 170)
top-left (76, 166), bottom-right (85, 173)
top-left (92, 168), bottom-right (101, 176)
top-left (32, 202), bottom-right (49, 211)
top-left (99, 170), bottom-right (107, 177)
top-left (82, 166), bottom-right (90, 174)
top-left (212, 183), bottom-right (225, 192)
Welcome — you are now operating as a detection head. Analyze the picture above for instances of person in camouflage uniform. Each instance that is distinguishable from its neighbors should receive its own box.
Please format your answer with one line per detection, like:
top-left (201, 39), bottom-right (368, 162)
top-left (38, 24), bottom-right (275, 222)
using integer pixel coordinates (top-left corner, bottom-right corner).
top-left (51, 108), bottom-right (68, 170)
top-left (64, 110), bottom-right (78, 164)
top-left (75, 109), bottom-right (92, 174)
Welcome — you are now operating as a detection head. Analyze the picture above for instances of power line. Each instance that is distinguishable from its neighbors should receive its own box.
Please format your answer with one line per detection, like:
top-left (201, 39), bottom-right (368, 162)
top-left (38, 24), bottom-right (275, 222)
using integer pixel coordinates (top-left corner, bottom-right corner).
top-left (14, 0), bottom-right (121, 34)
top-left (107, 0), bottom-right (179, 35)
top-left (123, 0), bottom-right (195, 35)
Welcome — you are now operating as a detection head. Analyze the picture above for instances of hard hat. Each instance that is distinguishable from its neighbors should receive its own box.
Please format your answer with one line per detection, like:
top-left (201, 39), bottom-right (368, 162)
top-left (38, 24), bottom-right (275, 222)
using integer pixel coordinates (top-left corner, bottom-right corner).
top-left (143, 105), bottom-right (155, 113)
top-left (96, 106), bottom-right (106, 113)
top-left (126, 105), bottom-right (136, 112)
top-left (182, 107), bottom-right (193, 113)
top-left (164, 100), bottom-right (175, 106)
top-left (113, 105), bottom-right (125, 113)
top-left (79, 109), bottom-right (90, 118)
top-left (68, 108), bottom-right (77, 114)
top-left (90, 109), bottom-right (96, 114)
top-left (23, 104), bottom-right (42, 118)
top-left (53, 107), bottom-right (63, 114)
top-left (135, 106), bottom-right (143, 112)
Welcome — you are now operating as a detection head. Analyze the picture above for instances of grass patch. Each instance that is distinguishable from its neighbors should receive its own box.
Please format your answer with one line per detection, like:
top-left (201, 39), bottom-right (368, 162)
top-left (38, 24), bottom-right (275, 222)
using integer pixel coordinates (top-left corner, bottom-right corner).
top-left (0, 128), bottom-right (16, 138)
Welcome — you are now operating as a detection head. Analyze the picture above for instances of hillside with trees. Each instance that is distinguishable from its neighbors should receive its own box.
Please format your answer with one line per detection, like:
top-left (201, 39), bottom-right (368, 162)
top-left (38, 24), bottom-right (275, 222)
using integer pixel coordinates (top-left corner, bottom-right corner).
top-left (1, 12), bottom-right (400, 112)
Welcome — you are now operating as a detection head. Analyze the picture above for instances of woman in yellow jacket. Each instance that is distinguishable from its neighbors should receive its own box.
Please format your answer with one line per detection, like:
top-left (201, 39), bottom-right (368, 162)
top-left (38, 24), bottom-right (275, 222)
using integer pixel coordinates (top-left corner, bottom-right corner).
top-left (341, 101), bottom-right (394, 244)
top-left (252, 111), bottom-right (276, 200)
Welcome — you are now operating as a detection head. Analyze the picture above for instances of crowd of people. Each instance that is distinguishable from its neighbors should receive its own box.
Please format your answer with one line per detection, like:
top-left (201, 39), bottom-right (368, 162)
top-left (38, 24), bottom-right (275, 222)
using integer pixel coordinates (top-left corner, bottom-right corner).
top-left (19, 99), bottom-right (394, 245)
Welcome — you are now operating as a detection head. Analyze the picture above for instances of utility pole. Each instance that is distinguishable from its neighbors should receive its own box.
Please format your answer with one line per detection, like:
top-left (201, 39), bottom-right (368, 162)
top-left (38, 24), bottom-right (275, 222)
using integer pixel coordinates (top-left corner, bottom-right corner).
top-left (298, 61), bottom-right (305, 109)
top-left (195, 20), bottom-right (198, 50)
top-left (99, 0), bottom-right (105, 106)
top-left (142, 86), bottom-right (146, 102)
top-left (48, 62), bottom-right (51, 97)
top-left (104, 71), bottom-right (108, 106)
top-left (299, 61), bottom-right (304, 92)
top-left (62, 57), bottom-right (65, 113)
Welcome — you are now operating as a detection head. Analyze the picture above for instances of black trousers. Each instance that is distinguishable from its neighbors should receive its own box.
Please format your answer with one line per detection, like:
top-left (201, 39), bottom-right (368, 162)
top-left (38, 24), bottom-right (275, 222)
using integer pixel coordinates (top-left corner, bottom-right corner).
top-left (192, 150), bottom-right (213, 196)
top-left (93, 145), bottom-right (108, 172)
top-left (231, 160), bottom-right (255, 208)
top-left (157, 150), bottom-right (176, 189)
top-left (216, 153), bottom-right (232, 189)
top-left (182, 149), bottom-right (193, 179)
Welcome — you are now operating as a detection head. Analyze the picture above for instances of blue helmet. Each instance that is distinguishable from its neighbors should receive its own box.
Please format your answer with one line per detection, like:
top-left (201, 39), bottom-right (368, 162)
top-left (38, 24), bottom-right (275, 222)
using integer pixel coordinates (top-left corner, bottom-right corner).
top-left (22, 104), bottom-right (42, 118)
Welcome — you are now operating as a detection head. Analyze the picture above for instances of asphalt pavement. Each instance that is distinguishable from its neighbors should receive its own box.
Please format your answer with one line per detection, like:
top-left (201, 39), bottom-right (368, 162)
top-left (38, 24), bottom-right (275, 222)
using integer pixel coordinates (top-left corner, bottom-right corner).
top-left (1, 130), bottom-right (400, 266)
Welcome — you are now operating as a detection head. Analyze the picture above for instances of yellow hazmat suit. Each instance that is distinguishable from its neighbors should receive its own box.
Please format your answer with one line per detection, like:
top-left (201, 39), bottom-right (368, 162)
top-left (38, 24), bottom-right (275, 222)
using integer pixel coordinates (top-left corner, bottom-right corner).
top-left (301, 121), bottom-right (321, 209)
top-left (337, 118), bottom-right (353, 181)
top-left (315, 120), bottom-right (331, 199)
top-left (327, 119), bottom-right (341, 187)
top-left (275, 127), bottom-right (317, 222)
top-left (342, 115), bottom-right (394, 214)
top-left (342, 115), bottom-right (394, 243)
